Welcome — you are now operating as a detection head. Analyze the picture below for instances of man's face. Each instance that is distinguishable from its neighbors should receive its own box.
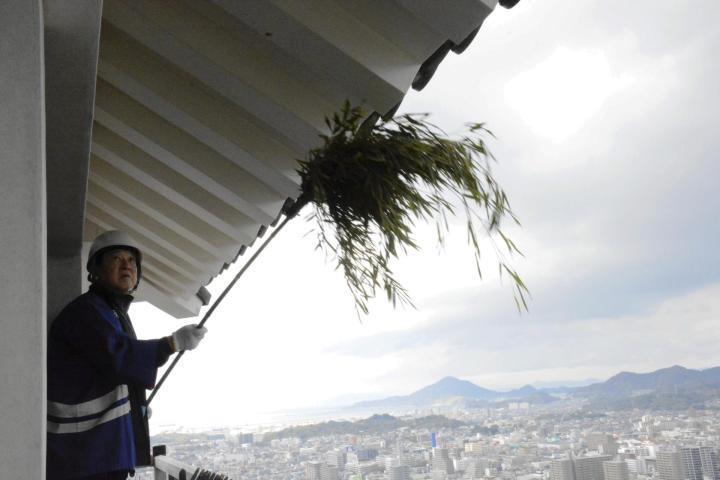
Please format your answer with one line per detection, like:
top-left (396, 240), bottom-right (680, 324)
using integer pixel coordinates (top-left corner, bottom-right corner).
top-left (96, 248), bottom-right (138, 294)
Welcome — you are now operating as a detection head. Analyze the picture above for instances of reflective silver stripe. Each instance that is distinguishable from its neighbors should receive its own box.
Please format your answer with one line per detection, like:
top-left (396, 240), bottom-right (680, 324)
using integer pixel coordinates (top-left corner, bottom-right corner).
top-left (48, 384), bottom-right (129, 418)
top-left (47, 401), bottom-right (131, 434)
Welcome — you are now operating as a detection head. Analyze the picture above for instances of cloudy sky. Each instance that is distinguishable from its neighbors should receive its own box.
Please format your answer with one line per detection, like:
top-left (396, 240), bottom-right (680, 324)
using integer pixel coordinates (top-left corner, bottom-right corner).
top-left (133, 0), bottom-right (720, 429)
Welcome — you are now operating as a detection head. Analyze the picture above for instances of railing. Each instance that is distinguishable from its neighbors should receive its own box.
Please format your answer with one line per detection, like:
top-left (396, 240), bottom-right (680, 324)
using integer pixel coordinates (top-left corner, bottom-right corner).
top-left (152, 445), bottom-right (231, 480)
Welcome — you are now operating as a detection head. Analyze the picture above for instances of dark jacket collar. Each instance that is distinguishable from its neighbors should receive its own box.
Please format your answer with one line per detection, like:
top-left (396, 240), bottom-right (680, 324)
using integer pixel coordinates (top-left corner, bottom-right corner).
top-left (89, 283), bottom-right (134, 314)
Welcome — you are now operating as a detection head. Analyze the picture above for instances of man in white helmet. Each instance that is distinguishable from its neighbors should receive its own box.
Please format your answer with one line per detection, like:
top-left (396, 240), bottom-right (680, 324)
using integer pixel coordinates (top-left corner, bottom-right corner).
top-left (47, 230), bottom-right (207, 480)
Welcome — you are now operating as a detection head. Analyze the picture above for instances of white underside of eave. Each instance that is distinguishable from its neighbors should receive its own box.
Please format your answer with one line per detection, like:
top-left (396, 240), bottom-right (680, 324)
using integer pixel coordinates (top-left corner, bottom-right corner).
top-left (86, 0), bottom-right (500, 318)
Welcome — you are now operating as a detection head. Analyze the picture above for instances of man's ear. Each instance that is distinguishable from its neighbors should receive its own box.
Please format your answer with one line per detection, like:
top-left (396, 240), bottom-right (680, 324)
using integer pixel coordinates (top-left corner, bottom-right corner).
top-left (87, 262), bottom-right (101, 282)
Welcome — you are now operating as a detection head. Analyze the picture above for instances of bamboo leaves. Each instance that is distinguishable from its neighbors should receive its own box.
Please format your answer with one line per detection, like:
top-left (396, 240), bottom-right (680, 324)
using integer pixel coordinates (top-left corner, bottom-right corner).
top-left (297, 102), bottom-right (528, 316)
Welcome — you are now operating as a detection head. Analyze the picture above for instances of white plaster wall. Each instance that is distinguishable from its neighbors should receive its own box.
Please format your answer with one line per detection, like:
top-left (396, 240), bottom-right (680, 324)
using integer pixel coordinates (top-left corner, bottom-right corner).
top-left (0, 1), bottom-right (47, 478)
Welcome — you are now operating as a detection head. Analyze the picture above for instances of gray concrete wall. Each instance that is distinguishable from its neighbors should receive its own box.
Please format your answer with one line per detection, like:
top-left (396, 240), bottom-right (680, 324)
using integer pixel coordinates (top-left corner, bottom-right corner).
top-left (45, 0), bottom-right (103, 322)
top-left (47, 253), bottom-right (83, 320)
top-left (0, 1), bottom-right (47, 478)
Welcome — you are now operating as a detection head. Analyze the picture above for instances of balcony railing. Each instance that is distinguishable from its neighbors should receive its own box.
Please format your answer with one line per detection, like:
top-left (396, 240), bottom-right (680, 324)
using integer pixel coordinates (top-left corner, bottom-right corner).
top-left (152, 446), bottom-right (230, 480)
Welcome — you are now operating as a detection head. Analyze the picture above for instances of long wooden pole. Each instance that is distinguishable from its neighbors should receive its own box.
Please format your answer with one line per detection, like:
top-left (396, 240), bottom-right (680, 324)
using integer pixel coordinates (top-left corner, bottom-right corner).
top-left (148, 195), bottom-right (308, 406)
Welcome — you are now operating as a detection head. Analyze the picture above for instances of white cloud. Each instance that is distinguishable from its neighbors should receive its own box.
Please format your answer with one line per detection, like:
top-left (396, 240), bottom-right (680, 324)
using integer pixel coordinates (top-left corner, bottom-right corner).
top-left (504, 47), bottom-right (634, 144)
top-left (332, 282), bottom-right (720, 394)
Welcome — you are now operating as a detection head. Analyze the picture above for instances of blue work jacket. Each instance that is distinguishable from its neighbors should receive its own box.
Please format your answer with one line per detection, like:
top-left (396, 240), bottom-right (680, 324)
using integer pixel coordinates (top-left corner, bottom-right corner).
top-left (47, 287), bottom-right (164, 479)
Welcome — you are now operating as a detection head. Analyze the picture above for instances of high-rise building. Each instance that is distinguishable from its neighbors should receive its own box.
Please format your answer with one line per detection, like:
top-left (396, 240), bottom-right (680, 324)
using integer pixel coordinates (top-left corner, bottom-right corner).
top-left (348, 462), bottom-right (381, 477)
top-left (347, 452), bottom-right (359, 466)
top-left (658, 446), bottom-right (712, 480)
top-left (552, 454), bottom-right (614, 480)
top-left (321, 464), bottom-right (339, 480)
top-left (626, 457), bottom-right (650, 476)
top-left (551, 457), bottom-right (576, 480)
top-left (466, 459), bottom-right (490, 480)
top-left (327, 450), bottom-right (346, 470)
top-left (657, 450), bottom-right (684, 480)
top-left (465, 442), bottom-right (486, 456)
top-left (681, 447), bottom-right (704, 480)
top-left (433, 448), bottom-right (455, 477)
top-left (603, 460), bottom-right (630, 480)
top-left (306, 461), bottom-right (322, 480)
top-left (586, 433), bottom-right (618, 455)
top-left (386, 456), bottom-right (406, 471)
top-left (353, 448), bottom-right (378, 462)
top-left (388, 465), bottom-right (411, 480)
top-left (574, 455), bottom-right (612, 480)
top-left (392, 438), bottom-right (409, 467)
top-left (699, 447), bottom-right (720, 480)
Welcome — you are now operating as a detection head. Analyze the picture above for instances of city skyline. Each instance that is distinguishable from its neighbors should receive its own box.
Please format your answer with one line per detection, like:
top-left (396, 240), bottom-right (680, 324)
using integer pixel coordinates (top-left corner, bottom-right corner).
top-left (144, 400), bottom-right (720, 479)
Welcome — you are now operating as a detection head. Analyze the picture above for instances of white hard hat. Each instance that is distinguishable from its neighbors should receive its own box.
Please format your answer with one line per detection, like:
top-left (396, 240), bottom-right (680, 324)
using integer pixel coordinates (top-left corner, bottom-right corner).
top-left (87, 230), bottom-right (143, 289)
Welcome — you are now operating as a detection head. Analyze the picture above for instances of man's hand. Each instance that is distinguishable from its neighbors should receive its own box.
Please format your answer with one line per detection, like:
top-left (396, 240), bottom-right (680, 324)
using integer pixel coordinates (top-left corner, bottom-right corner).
top-left (171, 324), bottom-right (207, 352)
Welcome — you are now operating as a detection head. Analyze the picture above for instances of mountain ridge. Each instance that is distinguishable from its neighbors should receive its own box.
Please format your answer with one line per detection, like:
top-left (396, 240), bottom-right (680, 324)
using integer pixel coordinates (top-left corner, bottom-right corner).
top-left (353, 375), bottom-right (551, 409)
top-left (351, 365), bottom-right (720, 410)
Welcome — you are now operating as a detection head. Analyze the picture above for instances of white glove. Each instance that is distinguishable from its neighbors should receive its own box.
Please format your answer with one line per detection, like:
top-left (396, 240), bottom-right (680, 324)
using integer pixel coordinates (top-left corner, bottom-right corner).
top-left (171, 324), bottom-right (207, 351)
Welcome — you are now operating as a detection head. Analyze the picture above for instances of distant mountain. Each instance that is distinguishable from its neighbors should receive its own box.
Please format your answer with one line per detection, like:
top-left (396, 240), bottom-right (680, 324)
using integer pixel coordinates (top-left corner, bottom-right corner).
top-left (411, 376), bottom-right (498, 402)
top-left (576, 365), bottom-right (720, 396)
top-left (572, 365), bottom-right (720, 410)
top-left (534, 378), bottom-right (602, 392)
top-left (352, 376), bottom-right (555, 409)
top-left (504, 384), bottom-right (538, 397)
top-left (506, 387), bottom-right (557, 404)
top-left (350, 365), bottom-right (720, 412)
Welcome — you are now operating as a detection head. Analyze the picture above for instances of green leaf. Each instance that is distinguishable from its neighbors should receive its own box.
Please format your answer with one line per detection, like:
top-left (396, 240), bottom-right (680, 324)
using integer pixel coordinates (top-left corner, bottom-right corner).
top-left (296, 102), bottom-right (529, 316)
